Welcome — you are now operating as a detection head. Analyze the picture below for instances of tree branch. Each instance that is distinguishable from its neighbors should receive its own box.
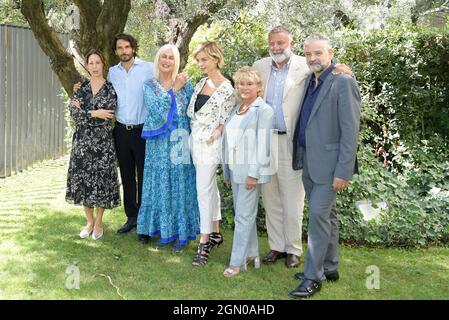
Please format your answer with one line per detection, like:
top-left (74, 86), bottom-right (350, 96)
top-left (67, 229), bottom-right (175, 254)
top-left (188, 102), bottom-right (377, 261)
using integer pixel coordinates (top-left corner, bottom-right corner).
top-left (21, 0), bottom-right (81, 95)
top-left (74, 0), bottom-right (102, 27)
top-left (158, 0), bottom-right (227, 70)
top-left (96, 0), bottom-right (132, 65)
top-left (73, 0), bottom-right (102, 56)
top-left (420, 0), bottom-right (449, 16)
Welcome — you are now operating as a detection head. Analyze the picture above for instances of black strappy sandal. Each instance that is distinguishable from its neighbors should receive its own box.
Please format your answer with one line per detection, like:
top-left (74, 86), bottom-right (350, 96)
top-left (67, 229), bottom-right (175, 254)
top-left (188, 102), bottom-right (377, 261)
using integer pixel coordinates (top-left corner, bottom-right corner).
top-left (192, 241), bottom-right (211, 266)
top-left (209, 232), bottom-right (223, 248)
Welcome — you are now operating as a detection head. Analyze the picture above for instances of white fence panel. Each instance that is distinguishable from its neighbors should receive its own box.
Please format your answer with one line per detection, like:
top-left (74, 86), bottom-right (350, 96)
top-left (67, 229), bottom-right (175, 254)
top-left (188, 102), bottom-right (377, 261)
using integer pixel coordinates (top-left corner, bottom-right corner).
top-left (0, 24), bottom-right (69, 178)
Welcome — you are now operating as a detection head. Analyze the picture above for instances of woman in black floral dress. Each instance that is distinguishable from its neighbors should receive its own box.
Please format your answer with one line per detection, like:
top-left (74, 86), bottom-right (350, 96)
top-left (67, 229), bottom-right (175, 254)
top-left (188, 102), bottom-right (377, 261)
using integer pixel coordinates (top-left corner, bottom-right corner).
top-left (66, 49), bottom-right (120, 240)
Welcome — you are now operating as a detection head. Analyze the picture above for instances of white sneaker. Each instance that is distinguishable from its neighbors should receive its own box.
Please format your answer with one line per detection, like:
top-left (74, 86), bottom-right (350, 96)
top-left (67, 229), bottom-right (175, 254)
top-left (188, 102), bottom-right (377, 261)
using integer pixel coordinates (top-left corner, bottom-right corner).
top-left (92, 229), bottom-right (104, 240)
top-left (79, 228), bottom-right (93, 239)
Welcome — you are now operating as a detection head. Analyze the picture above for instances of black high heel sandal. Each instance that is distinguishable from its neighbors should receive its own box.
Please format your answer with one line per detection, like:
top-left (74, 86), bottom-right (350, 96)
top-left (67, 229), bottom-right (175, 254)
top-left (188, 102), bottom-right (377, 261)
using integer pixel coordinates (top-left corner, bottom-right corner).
top-left (192, 241), bottom-right (211, 266)
top-left (209, 232), bottom-right (223, 248)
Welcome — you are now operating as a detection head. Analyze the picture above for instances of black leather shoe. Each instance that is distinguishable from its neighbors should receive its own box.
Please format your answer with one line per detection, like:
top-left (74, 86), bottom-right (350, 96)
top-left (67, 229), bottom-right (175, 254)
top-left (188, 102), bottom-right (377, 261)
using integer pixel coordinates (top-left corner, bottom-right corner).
top-left (294, 272), bottom-right (303, 281)
top-left (324, 270), bottom-right (340, 282)
top-left (263, 250), bottom-right (287, 265)
top-left (117, 218), bottom-right (137, 234)
top-left (289, 280), bottom-right (322, 299)
top-left (294, 270), bottom-right (339, 282)
top-left (137, 234), bottom-right (150, 244)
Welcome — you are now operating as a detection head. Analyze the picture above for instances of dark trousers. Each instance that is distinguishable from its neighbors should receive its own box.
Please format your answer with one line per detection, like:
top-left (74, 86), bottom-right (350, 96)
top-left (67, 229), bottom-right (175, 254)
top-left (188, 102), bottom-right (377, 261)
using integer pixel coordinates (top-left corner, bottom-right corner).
top-left (113, 125), bottom-right (146, 219)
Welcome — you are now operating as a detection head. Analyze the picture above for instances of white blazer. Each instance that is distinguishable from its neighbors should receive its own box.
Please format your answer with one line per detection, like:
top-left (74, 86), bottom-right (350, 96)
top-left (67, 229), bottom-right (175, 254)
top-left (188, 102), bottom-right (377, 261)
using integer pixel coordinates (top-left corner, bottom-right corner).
top-left (253, 54), bottom-right (311, 142)
top-left (222, 97), bottom-right (274, 184)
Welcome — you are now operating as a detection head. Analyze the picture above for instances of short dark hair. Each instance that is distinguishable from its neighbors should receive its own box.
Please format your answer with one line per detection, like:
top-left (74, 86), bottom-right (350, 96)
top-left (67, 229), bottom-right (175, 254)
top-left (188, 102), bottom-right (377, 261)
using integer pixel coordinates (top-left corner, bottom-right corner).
top-left (112, 33), bottom-right (138, 57)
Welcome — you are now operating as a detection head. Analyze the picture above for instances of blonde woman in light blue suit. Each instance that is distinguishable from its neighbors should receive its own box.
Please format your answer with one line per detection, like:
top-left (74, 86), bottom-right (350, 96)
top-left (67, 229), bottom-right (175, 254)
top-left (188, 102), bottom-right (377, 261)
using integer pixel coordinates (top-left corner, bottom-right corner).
top-left (222, 67), bottom-right (274, 277)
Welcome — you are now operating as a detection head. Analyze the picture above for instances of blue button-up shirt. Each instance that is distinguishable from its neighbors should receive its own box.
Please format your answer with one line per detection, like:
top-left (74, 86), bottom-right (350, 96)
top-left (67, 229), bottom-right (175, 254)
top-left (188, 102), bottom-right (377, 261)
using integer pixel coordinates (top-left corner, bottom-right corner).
top-left (107, 57), bottom-right (154, 125)
top-left (298, 63), bottom-right (335, 147)
top-left (265, 60), bottom-right (290, 131)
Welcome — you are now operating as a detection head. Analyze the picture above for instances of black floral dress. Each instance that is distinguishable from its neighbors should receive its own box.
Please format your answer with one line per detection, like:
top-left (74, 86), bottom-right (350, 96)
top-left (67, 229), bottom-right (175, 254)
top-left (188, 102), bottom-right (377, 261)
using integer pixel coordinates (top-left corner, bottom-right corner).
top-left (66, 80), bottom-right (121, 209)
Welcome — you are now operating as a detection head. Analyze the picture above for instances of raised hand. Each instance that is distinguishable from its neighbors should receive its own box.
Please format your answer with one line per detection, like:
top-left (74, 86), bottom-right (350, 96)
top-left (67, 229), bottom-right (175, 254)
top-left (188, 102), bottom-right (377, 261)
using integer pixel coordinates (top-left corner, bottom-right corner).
top-left (173, 72), bottom-right (188, 92)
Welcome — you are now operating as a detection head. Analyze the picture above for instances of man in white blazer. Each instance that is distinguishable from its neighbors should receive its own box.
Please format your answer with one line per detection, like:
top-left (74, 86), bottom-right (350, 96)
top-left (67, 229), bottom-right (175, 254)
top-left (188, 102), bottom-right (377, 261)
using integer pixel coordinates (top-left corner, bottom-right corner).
top-left (253, 26), bottom-right (310, 268)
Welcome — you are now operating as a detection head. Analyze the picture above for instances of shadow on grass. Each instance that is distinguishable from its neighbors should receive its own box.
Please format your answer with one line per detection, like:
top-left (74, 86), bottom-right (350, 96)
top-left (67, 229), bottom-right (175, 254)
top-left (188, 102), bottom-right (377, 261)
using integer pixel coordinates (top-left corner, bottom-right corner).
top-left (5, 206), bottom-right (298, 300)
top-left (3, 206), bottom-right (449, 300)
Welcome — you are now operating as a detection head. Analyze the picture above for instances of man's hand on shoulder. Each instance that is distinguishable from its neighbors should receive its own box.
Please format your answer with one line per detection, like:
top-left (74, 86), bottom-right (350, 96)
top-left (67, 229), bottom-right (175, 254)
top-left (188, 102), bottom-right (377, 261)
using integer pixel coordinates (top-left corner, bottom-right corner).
top-left (333, 64), bottom-right (353, 77)
top-left (73, 82), bottom-right (81, 93)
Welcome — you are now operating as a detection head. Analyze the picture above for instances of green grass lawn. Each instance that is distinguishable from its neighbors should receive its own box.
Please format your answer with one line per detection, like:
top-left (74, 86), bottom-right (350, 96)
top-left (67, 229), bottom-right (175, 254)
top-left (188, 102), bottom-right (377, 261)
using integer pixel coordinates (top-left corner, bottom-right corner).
top-left (0, 156), bottom-right (448, 300)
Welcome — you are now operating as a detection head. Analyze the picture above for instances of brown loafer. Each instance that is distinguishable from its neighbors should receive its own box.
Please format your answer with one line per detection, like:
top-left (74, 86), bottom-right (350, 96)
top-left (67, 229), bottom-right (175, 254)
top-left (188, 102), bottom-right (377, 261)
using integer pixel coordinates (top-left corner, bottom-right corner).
top-left (285, 254), bottom-right (300, 268)
top-left (262, 250), bottom-right (287, 265)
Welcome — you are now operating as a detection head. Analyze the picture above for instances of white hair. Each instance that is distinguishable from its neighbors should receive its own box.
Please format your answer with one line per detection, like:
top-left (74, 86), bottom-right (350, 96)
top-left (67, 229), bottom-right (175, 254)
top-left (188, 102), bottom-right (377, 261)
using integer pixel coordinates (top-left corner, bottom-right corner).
top-left (153, 44), bottom-right (180, 82)
top-left (304, 34), bottom-right (333, 50)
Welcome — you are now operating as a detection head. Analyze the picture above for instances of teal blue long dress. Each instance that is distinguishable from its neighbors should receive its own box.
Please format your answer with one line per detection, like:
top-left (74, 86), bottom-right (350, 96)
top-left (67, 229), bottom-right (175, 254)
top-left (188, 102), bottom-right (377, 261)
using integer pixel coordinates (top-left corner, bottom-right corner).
top-left (137, 78), bottom-right (200, 245)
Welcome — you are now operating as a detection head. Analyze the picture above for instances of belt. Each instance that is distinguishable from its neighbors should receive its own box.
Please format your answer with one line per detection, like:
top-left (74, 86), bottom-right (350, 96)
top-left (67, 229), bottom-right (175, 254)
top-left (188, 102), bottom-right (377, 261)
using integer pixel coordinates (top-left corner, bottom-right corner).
top-left (115, 121), bottom-right (144, 130)
top-left (274, 130), bottom-right (287, 135)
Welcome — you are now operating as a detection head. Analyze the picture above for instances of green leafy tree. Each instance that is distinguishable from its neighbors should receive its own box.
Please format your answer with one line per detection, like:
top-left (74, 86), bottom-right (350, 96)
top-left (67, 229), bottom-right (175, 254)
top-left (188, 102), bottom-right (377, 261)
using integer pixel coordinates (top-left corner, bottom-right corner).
top-left (19, 0), bottom-right (131, 95)
top-left (184, 9), bottom-right (267, 81)
top-left (0, 0), bottom-right (27, 26)
top-left (15, 0), bottom-right (254, 95)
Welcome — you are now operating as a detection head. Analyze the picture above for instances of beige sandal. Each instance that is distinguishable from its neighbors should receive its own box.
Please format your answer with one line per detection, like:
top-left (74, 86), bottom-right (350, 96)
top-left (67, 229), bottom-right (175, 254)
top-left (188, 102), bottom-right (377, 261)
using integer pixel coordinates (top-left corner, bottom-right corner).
top-left (223, 267), bottom-right (241, 277)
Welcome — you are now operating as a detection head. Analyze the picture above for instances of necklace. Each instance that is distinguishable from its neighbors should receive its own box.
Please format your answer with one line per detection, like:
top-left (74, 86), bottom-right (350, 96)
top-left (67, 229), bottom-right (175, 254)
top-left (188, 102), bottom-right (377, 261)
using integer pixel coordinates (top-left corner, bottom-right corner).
top-left (236, 104), bottom-right (251, 115)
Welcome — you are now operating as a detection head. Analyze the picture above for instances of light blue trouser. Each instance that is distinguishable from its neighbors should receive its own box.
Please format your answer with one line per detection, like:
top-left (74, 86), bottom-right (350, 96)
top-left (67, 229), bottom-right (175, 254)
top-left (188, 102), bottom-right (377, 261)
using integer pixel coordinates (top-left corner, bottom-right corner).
top-left (229, 180), bottom-right (261, 267)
